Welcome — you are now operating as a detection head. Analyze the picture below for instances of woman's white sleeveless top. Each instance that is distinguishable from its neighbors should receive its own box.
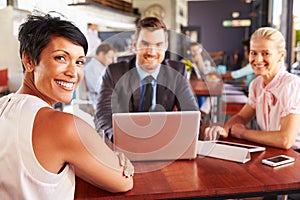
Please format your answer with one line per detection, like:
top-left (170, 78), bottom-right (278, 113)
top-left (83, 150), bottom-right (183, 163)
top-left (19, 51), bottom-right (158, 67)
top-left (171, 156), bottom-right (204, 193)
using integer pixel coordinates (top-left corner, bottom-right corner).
top-left (0, 94), bottom-right (75, 200)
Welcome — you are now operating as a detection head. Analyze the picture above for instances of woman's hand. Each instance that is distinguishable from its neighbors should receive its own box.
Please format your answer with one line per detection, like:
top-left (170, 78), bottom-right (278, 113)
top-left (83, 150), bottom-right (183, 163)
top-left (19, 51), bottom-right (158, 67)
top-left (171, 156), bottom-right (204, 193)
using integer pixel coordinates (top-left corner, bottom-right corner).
top-left (204, 125), bottom-right (228, 141)
top-left (115, 152), bottom-right (134, 178)
top-left (230, 124), bottom-right (247, 139)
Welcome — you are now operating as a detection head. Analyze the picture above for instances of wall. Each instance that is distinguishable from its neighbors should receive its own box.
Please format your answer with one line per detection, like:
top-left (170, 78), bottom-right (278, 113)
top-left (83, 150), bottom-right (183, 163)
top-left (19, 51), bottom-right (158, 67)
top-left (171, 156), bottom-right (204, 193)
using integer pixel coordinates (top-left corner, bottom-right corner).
top-left (133, 0), bottom-right (188, 32)
top-left (0, 0), bottom-right (137, 91)
top-left (0, 6), bottom-right (21, 72)
top-left (188, 0), bottom-right (251, 57)
top-left (132, 0), bottom-right (188, 59)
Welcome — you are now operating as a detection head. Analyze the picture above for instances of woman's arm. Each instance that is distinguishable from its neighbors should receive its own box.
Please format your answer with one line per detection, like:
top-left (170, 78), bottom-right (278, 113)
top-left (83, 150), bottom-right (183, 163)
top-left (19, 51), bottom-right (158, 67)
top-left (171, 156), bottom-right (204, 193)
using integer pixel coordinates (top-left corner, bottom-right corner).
top-left (203, 103), bottom-right (255, 140)
top-left (33, 108), bottom-right (133, 193)
top-left (230, 113), bottom-right (300, 149)
top-left (224, 103), bottom-right (255, 132)
top-left (64, 114), bottom-right (133, 192)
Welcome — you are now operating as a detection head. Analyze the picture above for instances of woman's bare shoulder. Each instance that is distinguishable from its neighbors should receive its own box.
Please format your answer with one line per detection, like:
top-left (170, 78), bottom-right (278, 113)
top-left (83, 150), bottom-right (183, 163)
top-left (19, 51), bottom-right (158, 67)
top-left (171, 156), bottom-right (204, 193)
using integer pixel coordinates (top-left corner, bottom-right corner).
top-left (34, 107), bottom-right (88, 144)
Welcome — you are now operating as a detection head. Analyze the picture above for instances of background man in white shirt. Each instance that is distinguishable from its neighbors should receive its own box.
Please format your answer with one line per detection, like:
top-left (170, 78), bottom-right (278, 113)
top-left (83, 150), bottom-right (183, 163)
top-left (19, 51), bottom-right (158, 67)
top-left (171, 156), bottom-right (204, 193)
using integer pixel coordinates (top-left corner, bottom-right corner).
top-left (84, 42), bottom-right (115, 108)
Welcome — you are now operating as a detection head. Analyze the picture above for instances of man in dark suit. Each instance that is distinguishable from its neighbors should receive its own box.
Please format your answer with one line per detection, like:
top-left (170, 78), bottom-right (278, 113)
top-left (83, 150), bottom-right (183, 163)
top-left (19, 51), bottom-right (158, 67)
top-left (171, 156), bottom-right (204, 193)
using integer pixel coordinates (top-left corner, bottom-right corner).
top-left (94, 17), bottom-right (199, 140)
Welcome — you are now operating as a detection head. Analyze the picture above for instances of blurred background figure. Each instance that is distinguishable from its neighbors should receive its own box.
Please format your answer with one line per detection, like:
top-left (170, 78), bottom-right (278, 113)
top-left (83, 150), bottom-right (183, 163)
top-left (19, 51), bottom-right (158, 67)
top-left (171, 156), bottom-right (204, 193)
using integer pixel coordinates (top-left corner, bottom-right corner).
top-left (188, 42), bottom-right (208, 111)
top-left (188, 42), bottom-right (220, 120)
top-left (86, 23), bottom-right (102, 56)
top-left (291, 41), bottom-right (300, 75)
top-left (221, 39), bottom-right (255, 96)
top-left (84, 42), bottom-right (115, 109)
top-left (189, 42), bottom-right (219, 75)
top-left (189, 42), bottom-right (205, 72)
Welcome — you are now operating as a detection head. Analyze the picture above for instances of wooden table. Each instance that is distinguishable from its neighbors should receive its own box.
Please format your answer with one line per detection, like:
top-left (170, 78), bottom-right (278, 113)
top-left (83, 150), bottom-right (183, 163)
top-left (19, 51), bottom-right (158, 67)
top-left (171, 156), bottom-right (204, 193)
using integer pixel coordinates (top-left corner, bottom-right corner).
top-left (189, 76), bottom-right (223, 121)
top-left (74, 139), bottom-right (300, 199)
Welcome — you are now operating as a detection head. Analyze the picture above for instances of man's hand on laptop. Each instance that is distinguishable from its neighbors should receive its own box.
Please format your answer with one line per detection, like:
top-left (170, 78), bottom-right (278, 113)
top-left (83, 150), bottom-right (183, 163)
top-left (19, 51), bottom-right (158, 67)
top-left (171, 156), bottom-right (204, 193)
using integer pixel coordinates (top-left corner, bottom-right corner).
top-left (204, 125), bottom-right (228, 140)
top-left (115, 152), bottom-right (134, 178)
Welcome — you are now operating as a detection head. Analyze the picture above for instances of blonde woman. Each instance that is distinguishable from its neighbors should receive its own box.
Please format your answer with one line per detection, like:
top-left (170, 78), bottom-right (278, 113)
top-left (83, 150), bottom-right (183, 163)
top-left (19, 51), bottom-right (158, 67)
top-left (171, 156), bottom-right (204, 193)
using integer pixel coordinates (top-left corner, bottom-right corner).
top-left (205, 27), bottom-right (300, 152)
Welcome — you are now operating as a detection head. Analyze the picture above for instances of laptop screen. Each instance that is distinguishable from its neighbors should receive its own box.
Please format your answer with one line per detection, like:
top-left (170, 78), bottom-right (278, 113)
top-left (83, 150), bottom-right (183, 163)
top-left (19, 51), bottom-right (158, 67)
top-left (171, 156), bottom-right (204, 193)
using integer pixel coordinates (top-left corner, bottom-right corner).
top-left (112, 111), bottom-right (200, 161)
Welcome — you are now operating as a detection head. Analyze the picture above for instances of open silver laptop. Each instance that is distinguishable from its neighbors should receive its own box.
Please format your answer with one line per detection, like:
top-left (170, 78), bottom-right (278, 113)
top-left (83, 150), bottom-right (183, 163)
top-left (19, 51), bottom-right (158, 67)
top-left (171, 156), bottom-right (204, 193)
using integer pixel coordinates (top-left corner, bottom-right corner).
top-left (112, 111), bottom-right (200, 161)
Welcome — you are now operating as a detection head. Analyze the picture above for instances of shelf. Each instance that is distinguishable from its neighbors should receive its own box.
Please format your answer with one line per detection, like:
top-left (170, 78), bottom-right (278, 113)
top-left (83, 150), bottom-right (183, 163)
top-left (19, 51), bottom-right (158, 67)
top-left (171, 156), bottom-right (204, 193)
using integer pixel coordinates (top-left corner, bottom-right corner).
top-left (68, 0), bottom-right (136, 16)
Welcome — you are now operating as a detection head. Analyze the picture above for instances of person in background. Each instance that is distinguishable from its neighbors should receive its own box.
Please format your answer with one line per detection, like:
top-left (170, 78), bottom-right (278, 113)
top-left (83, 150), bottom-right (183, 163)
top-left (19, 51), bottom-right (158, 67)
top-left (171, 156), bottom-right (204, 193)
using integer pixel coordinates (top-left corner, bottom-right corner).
top-left (189, 42), bottom-right (220, 74)
top-left (84, 42), bottom-right (115, 108)
top-left (0, 12), bottom-right (133, 199)
top-left (204, 27), bottom-right (300, 152)
top-left (198, 40), bottom-right (253, 122)
top-left (188, 42), bottom-right (209, 112)
top-left (86, 23), bottom-right (101, 56)
top-left (221, 39), bottom-right (255, 95)
top-left (189, 42), bottom-right (205, 72)
top-left (94, 17), bottom-right (199, 141)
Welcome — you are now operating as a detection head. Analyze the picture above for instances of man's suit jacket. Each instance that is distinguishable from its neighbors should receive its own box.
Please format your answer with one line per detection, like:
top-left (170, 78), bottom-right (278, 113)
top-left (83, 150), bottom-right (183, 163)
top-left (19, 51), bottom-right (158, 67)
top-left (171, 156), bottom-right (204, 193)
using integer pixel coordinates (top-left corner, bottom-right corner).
top-left (94, 57), bottom-right (199, 139)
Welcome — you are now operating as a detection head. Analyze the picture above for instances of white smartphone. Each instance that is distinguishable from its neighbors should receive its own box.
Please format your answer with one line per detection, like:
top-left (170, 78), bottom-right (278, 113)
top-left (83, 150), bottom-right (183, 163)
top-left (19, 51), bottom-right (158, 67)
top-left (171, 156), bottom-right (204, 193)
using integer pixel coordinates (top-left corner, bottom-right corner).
top-left (262, 155), bottom-right (295, 167)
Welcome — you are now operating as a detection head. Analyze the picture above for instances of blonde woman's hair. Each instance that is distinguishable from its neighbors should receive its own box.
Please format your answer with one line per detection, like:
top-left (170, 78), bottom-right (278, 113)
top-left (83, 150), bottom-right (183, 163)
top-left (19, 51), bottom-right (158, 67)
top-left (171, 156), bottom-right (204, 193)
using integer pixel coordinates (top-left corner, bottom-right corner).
top-left (250, 27), bottom-right (286, 52)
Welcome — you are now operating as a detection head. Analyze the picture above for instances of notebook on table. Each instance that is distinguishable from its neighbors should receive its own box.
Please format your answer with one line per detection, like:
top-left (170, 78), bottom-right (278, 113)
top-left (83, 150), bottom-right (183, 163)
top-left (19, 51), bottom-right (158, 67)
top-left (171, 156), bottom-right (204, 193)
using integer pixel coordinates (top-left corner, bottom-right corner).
top-left (112, 111), bottom-right (200, 161)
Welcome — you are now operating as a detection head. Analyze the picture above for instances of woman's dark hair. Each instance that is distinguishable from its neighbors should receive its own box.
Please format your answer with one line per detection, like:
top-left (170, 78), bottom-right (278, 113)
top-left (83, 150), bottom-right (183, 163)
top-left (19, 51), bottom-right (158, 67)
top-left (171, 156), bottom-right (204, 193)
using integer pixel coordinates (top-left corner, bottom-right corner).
top-left (18, 12), bottom-right (88, 70)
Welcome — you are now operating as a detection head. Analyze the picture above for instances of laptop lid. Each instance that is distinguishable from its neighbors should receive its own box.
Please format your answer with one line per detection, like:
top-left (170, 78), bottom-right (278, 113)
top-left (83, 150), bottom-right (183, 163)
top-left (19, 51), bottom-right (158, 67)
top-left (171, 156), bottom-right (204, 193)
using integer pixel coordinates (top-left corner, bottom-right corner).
top-left (113, 111), bottom-right (200, 161)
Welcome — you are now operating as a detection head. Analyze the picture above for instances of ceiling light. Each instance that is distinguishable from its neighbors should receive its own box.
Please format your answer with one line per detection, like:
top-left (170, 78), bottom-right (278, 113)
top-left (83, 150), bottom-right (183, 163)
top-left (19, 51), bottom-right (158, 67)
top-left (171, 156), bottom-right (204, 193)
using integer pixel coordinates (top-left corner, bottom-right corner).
top-left (232, 12), bottom-right (240, 18)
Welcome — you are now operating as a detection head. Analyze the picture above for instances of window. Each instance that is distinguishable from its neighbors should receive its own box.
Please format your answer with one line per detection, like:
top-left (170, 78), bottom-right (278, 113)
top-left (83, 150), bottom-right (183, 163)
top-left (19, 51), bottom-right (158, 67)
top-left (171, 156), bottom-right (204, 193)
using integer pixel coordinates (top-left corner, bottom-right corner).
top-left (0, 0), bottom-right (6, 9)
